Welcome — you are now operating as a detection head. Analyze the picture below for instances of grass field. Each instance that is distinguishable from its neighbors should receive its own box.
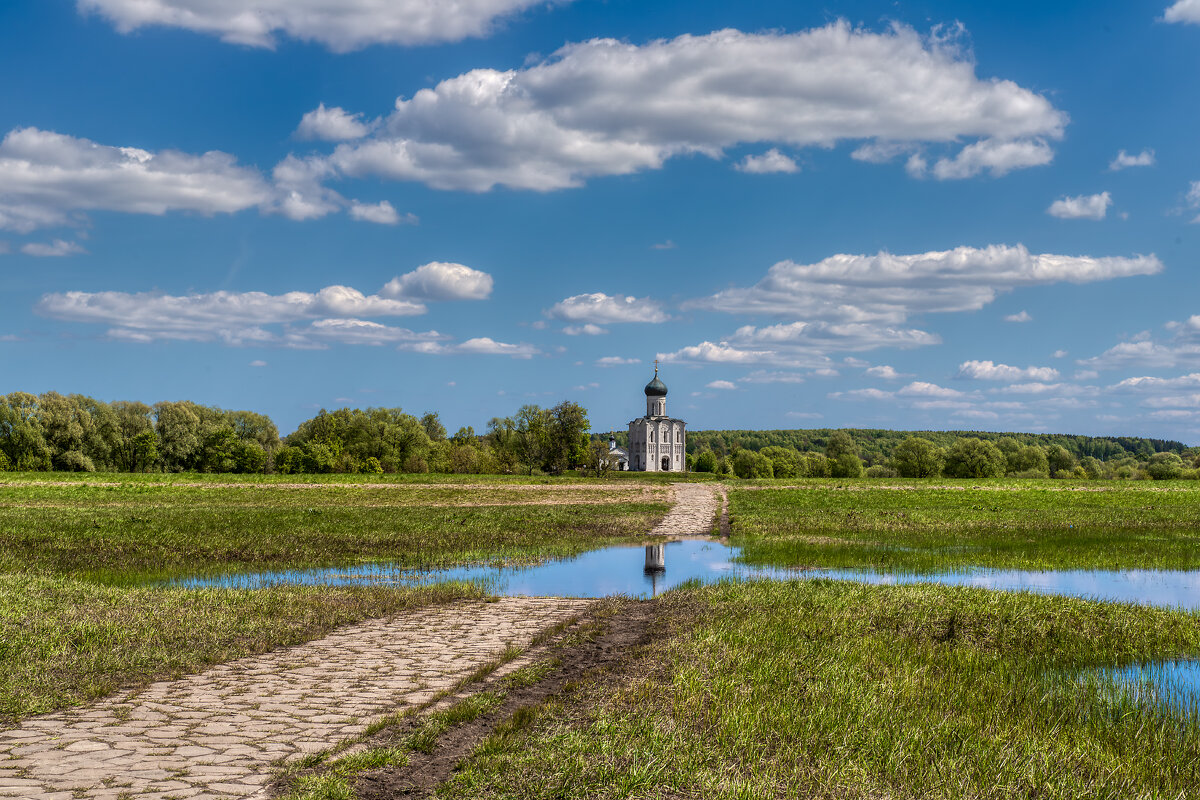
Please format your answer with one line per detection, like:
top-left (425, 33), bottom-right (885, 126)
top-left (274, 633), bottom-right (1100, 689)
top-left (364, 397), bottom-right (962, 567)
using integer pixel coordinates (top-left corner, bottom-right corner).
top-left (0, 477), bottom-right (670, 580)
top-left (729, 480), bottom-right (1200, 571)
top-left (0, 473), bottom-right (670, 720)
top-left (440, 580), bottom-right (1200, 799)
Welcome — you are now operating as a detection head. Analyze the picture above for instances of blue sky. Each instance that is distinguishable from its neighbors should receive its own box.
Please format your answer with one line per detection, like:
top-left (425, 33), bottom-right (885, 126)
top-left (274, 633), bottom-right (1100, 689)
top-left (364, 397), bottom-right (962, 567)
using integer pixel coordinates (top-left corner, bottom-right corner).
top-left (3, 0), bottom-right (1200, 440)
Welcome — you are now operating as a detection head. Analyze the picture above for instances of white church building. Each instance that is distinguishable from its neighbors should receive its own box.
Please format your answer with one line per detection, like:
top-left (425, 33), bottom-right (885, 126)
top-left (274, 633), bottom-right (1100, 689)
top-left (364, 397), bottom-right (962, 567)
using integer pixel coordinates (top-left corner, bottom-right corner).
top-left (625, 362), bottom-right (687, 472)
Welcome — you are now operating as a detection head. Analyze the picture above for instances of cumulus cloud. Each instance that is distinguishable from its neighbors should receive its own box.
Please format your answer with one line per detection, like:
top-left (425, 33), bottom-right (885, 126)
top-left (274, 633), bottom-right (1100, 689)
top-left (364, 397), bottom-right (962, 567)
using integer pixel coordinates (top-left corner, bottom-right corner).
top-left (449, 337), bottom-right (538, 358)
top-left (596, 356), bottom-right (640, 367)
top-left (249, 360), bottom-right (267, 367)
top-left (1005, 310), bottom-right (1033, 322)
top-left (563, 324), bottom-right (608, 336)
top-left (707, 380), bottom-right (737, 390)
top-left (20, 239), bottom-right (87, 257)
top-left (1164, 0), bottom-right (1200, 24)
top-left (864, 365), bottom-right (908, 379)
top-left (381, 262), bottom-right (493, 301)
top-left (736, 149), bottom-right (798, 174)
top-left (309, 23), bottom-right (1064, 193)
top-left (1047, 191), bottom-right (1111, 220)
top-left (897, 381), bottom-right (963, 398)
top-left (296, 104), bottom-right (374, 141)
top-left (547, 293), bottom-right (668, 324)
top-left (689, 245), bottom-right (1160, 324)
top-left (37, 285), bottom-right (427, 345)
top-left (301, 318), bottom-right (447, 347)
top-left (660, 320), bottom-right (938, 369)
top-left (1079, 316), bottom-right (1200, 371)
top-left (831, 387), bottom-right (895, 401)
top-left (348, 200), bottom-right (414, 225)
top-left (0, 127), bottom-right (271, 232)
top-left (739, 371), bottom-right (806, 384)
top-left (957, 360), bottom-right (1060, 381)
top-left (928, 137), bottom-right (1055, 179)
top-left (78, 0), bottom-right (559, 51)
top-left (1110, 149), bottom-right (1155, 170)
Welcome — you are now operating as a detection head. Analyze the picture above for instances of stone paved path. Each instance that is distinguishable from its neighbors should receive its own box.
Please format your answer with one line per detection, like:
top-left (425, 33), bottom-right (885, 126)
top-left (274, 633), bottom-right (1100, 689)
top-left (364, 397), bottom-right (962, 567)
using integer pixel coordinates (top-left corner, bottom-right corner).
top-left (0, 598), bottom-right (589, 800)
top-left (649, 482), bottom-right (722, 537)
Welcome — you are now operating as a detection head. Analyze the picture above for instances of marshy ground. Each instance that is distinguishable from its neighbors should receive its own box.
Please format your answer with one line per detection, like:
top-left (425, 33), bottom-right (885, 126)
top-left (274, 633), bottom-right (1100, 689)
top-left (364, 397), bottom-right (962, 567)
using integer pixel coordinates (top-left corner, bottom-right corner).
top-left (3, 475), bottom-right (1200, 798)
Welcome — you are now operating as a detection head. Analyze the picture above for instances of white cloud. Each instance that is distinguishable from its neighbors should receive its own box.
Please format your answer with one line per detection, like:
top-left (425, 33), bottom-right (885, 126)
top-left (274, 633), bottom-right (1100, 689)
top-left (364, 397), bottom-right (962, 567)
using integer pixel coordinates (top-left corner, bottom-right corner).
top-left (249, 360), bottom-right (267, 367)
top-left (1053, 349), bottom-right (1068, 358)
top-left (659, 321), bottom-right (937, 369)
top-left (302, 318), bottom-right (447, 347)
top-left (993, 382), bottom-right (1070, 395)
top-left (707, 380), bottom-right (737, 390)
top-left (1164, 1), bottom-right (1200, 24)
top-left (451, 337), bottom-right (538, 358)
top-left (689, 245), bottom-right (1159, 324)
top-left (786, 411), bottom-right (823, 419)
top-left (952, 409), bottom-right (999, 421)
top-left (349, 200), bottom-right (415, 225)
top-left (651, 240), bottom-right (677, 250)
top-left (1111, 373), bottom-right (1200, 391)
top-left (1004, 310), bottom-right (1033, 322)
top-left (78, 0), bottom-right (558, 51)
top-left (20, 239), bottom-right (87, 257)
top-left (738, 370), bottom-right (806, 384)
top-left (957, 360), bottom-right (1060, 381)
top-left (0, 127), bottom-right (271, 232)
top-left (37, 284), bottom-right (427, 345)
top-left (897, 381), bottom-right (962, 398)
top-left (314, 23), bottom-right (1065, 193)
top-left (596, 356), bottom-right (640, 367)
top-left (831, 387), bottom-right (895, 400)
top-left (1142, 394), bottom-right (1200, 408)
top-left (930, 137), bottom-right (1055, 180)
top-left (1047, 191), bottom-right (1111, 220)
top-left (380, 262), bottom-right (493, 301)
top-left (864, 365), bottom-right (908, 379)
top-left (736, 148), bottom-right (798, 174)
top-left (1080, 317), bottom-right (1200, 371)
top-left (297, 104), bottom-right (374, 141)
top-left (563, 323), bottom-right (608, 336)
top-left (1110, 149), bottom-right (1155, 170)
top-left (1074, 370), bottom-right (1099, 380)
top-left (547, 293), bottom-right (667, 324)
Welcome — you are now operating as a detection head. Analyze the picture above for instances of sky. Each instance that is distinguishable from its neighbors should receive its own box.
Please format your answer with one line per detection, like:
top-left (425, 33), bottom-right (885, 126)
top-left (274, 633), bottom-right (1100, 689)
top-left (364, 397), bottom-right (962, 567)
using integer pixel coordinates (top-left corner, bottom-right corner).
top-left (3, 1), bottom-right (1200, 441)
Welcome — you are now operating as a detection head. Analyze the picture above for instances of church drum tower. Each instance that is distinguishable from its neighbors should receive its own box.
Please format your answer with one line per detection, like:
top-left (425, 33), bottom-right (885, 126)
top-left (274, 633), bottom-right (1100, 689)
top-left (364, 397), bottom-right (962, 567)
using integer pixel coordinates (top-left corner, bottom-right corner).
top-left (627, 362), bottom-right (687, 472)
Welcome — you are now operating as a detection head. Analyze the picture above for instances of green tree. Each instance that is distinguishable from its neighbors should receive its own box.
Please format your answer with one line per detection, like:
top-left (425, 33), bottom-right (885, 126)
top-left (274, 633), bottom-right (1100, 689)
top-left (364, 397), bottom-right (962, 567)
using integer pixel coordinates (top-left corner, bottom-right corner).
top-left (830, 452), bottom-right (864, 478)
top-left (733, 450), bottom-right (774, 479)
top-left (513, 405), bottom-right (550, 474)
top-left (824, 430), bottom-right (858, 460)
top-left (154, 401), bottom-right (203, 472)
top-left (1006, 445), bottom-right (1049, 477)
top-left (546, 401), bottom-right (590, 474)
top-left (1046, 444), bottom-right (1077, 476)
top-left (1147, 452), bottom-right (1185, 480)
top-left (760, 446), bottom-right (801, 478)
top-left (891, 436), bottom-right (945, 478)
top-left (0, 393), bottom-right (50, 470)
top-left (421, 412), bottom-right (447, 442)
top-left (944, 438), bottom-right (1006, 478)
top-left (694, 450), bottom-right (718, 473)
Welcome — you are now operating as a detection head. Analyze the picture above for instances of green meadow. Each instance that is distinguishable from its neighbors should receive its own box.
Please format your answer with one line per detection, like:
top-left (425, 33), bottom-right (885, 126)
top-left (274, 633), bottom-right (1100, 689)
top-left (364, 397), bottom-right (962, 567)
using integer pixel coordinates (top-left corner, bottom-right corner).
top-left (729, 479), bottom-right (1200, 571)
top-left (441, 580), bottom-right (1200, 800)
top-left (0, 474), bottom-right (669, 720)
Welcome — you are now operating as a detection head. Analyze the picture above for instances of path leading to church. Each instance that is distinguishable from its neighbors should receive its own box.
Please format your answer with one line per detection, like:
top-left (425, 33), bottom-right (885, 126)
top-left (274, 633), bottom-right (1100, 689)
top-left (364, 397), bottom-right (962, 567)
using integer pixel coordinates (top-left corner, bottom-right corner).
top-left (649, 481), bottom-right (724, 537)
top-left (0, 598), bottom-right (590, 800)
top-left (0, 481), bottom-right (719, 800)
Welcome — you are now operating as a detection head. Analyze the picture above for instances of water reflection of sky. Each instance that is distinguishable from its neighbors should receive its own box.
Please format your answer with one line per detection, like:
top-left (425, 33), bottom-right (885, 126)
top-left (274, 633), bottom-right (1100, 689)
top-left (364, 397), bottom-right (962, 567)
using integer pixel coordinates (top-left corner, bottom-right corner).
top-left (1089, 660), bottom-right (1200, 721)
top-left (166, 539), bottom-right (1200, 609)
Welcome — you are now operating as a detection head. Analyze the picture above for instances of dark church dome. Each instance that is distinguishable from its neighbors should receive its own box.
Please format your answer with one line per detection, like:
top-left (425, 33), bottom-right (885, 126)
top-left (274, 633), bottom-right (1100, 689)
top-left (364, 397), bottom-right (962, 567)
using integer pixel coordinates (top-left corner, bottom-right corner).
top-left (644, 366), bottom-right (667, 397)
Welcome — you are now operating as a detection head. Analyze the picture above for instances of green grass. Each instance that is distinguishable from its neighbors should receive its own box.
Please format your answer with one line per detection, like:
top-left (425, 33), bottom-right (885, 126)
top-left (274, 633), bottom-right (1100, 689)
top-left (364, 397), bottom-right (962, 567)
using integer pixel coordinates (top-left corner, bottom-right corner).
top-left (439, 580), bottom-right (1200, 799)
top-left (0, 479), bottom-right (669, 580)
top-left (0, 574), bottom-right (482, 721)
top-left (730, 481), bottom-right (1200, 571)
top-left (0, 474), bottom-right (666, 721)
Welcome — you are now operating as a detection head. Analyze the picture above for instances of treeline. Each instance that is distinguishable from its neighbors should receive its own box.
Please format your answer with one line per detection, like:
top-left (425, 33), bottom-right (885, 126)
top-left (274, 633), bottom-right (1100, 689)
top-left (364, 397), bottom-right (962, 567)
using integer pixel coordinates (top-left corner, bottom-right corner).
top-left (0, 391), bottom-right (591, 475)
top-left (686, 430), bottom-right (1200, 481)
top-left (685, 428), bottom-right (1187, 464)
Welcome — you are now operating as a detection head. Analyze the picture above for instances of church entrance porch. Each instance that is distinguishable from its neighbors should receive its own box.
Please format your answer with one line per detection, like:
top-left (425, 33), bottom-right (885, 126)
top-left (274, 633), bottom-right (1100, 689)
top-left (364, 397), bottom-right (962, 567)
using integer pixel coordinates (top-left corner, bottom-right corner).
top-left (661, 456), bottom-right (671, 471)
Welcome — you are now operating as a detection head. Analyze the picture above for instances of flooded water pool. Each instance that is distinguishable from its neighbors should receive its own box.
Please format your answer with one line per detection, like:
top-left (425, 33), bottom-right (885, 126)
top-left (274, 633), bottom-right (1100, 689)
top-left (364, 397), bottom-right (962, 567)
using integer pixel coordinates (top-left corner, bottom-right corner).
top-left (165, 538), bottom-right (1200, 609)
top-left (1087, 660), bottom-right (1200, 722)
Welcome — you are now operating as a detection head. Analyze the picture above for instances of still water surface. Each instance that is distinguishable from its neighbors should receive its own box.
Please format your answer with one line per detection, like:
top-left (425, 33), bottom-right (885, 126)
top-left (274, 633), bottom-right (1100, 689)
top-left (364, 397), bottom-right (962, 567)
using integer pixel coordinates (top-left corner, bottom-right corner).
top-left (168, 538), bottom-right (1200, 610)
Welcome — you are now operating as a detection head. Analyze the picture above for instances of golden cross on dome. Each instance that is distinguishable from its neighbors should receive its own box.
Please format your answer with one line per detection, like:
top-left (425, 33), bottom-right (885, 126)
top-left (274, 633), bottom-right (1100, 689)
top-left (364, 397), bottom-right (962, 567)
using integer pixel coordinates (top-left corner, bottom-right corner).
top-left (654, 358), bottom-right (659, 373)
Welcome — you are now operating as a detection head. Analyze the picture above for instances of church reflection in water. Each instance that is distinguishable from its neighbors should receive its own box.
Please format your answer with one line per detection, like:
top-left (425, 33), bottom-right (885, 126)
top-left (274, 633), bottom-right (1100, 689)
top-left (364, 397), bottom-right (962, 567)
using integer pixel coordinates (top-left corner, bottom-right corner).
top-left (644, 544), bottom-right (666, 596)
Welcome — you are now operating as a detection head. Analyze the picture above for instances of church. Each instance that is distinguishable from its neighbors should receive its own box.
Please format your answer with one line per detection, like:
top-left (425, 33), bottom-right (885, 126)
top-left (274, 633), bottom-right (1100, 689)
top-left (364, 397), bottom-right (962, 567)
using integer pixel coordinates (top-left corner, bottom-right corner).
top-left (625, 362), bottom-right (687, 472)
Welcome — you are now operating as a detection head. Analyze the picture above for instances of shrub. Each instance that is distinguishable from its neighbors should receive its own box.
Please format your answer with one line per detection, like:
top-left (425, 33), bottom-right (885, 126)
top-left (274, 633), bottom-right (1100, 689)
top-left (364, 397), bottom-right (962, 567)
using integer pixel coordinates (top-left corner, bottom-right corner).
top-left (944, 438), bottom-right (1006, 479)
